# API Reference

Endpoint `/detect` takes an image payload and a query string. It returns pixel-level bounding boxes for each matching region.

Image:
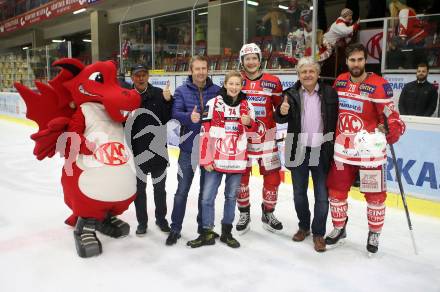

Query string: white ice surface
[0,120,439,292]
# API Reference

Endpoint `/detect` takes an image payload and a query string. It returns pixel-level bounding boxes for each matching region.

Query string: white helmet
[239,43,262,64]
[354,129,387,158]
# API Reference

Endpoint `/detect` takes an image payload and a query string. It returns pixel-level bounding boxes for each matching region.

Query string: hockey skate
[236,206,251,235]
[261,204,283,233]
[367,231,380,256]
[96,215,130,238]
[325,218,348,248]
[74,217,102,258]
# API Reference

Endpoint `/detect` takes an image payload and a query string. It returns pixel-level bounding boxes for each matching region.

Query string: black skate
[367,231,380,255]
[74,217,102,258]
[236,206,251,234]
[325,218,348,247]
[261,204,283,232]
[96,215,130,238]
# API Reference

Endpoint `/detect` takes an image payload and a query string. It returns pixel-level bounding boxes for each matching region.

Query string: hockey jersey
[200,92,257,173]
[323,17,359,46]
[241,73,283,157]
[398,8,427,45]
[333,72,405,166]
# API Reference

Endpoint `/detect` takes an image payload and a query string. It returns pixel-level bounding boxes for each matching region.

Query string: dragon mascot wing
[14,58,85,160]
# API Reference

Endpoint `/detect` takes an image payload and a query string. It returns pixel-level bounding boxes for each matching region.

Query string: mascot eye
[88,72,104,83]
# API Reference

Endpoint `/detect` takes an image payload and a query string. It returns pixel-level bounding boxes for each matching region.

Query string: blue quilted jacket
[172,76,220,153]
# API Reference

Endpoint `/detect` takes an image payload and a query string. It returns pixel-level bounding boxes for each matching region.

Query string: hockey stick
[383,112,418,255]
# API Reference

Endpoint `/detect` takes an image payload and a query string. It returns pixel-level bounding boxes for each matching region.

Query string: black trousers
[134,166,168,227]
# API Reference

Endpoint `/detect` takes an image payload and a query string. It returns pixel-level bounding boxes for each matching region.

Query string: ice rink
[0,119,439,292]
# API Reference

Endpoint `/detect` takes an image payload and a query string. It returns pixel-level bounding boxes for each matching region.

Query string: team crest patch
[335,80,348,88]
[359,83,376,94]
[382,82,394,98]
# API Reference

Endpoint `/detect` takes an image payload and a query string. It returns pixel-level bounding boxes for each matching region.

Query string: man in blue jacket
[166,55,221,245]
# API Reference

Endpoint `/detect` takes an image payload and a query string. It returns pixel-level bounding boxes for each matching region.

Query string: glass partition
[385,13,440,71]
[0,50,27,90]
[120,19,152,74]
[246,0,313,70]
[195,1,244,71]
[0,42,71,91]
[153,11,192,72]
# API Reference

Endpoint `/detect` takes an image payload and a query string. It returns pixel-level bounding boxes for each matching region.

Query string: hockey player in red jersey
[325,43,405,254]
[236,43,284,233]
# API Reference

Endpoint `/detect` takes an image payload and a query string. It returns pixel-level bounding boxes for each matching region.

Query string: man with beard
[236,43,284,234]
[325,43,405,254]
[398,63,439,117]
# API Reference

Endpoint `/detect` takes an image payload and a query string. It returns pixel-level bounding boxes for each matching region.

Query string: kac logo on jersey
[215,135,244,156]
[382,82,394,98]
[338,113,364,134]
[339,97,363,113]
[335,80,348,88]
[94,142,129,166]
[261,80,277,90]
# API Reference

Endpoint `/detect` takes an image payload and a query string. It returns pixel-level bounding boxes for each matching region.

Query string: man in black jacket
[126,64,173,236]
[398,63,439,117]
[275,57,338,252]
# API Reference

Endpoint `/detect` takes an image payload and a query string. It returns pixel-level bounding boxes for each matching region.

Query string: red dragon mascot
[14,58,140,258]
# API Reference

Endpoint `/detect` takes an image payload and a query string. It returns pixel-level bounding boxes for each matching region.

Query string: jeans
[134,166,168,227]
[170,151,205,234]
[201,170,241,229]
[290,147,329,236]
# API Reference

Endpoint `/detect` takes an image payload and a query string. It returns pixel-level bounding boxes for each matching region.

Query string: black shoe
[261,204,283,231]
[325,218,348,245]
[236,206,251,232]
[187,229,216,248]
[74,217,102,258]
[197,226,220,238]
[135,224,147,237]
[156,220,171,233]
[367,231,380,254]
[166,231,181,246]
[220,224,240,248]
[96,215,130,238]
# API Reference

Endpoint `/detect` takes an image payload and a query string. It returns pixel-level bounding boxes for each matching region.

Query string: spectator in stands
[386,36,406,69]
[398,63,439,117]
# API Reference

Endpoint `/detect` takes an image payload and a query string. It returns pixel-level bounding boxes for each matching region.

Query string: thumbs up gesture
[191,105,201,123]
[280,95,290,116]
[241,114,251,126]
[163,81,172,101]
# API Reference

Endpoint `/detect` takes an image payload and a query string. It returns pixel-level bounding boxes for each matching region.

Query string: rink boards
[1,90,439,218]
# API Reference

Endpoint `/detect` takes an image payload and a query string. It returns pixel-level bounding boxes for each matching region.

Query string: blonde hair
[224,70,243,84]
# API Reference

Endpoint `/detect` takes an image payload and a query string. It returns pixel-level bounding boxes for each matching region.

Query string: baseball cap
[131,64,149,75]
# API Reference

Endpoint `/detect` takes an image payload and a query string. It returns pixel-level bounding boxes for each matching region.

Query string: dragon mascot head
[14,58,141,258]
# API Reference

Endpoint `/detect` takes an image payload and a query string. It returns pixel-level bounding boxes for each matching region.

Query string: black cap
[131,64,149,75]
